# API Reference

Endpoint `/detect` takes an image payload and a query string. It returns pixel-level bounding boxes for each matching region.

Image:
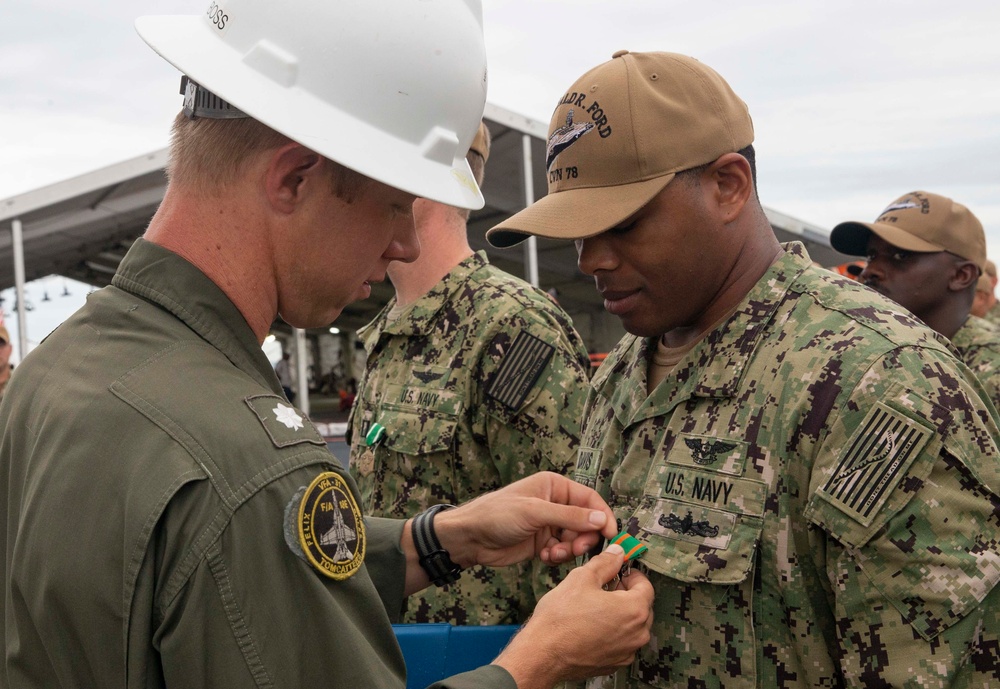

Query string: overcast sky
[2,0,1000,353]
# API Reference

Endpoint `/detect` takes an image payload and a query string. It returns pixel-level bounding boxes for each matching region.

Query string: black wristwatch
[412,503,462,587]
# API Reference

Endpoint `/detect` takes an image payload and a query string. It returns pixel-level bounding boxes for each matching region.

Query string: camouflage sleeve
[477,307,590,609]
[478,307,590,484]
[960,344,1000,415]
[804,346,1000,686]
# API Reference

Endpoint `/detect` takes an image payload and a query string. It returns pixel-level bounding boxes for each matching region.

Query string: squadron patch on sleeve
[486,330,555,410]
[295,471,366,580]
[818,403,933,527]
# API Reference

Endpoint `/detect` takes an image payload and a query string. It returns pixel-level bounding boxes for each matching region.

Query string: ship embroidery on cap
[546,110,594,171]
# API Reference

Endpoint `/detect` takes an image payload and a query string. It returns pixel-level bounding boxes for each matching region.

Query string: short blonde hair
[167,111,291,190]
[167,112,370,202]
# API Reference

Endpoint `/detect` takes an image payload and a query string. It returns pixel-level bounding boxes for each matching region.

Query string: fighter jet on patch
[320,506,356,562]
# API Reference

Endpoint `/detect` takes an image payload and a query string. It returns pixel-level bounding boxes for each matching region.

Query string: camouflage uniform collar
[953,315,1000,350]
[594,243,808,428]
[111,238,281,392]
[360,251,491,343]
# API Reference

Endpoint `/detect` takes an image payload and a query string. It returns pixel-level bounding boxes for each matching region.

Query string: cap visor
[831,220,946,257]
[487,174,675,248]
[830,222,874,257]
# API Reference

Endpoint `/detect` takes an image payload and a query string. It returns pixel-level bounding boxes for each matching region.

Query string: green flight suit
[577,243,1000,689]
[0,239,515,689]
[348,251,590,625]
[952,315,1000,412]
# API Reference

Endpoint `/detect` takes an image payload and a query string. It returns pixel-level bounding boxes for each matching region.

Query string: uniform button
[611,49,630,59]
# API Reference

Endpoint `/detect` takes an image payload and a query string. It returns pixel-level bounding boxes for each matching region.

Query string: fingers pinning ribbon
[603,530,648,591]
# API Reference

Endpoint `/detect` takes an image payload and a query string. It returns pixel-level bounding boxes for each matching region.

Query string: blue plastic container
[392,623,519,689]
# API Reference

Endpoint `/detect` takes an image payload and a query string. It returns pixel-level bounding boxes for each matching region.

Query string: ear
[704,152,753,224]
[263,143,325,214]
[949,261,980,292]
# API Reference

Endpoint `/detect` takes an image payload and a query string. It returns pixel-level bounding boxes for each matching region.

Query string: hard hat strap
[180,76,248,120]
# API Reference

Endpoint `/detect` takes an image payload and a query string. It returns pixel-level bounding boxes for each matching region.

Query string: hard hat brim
[135,15,485,210]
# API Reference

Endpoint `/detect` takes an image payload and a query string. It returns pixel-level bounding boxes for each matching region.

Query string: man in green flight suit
[348,120,591,626]
[0,4,655,688]
[488,50,1000,688]
[831,191,1000,411]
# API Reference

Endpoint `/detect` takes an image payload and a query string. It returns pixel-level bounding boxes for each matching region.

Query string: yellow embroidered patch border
[297,471,366,580]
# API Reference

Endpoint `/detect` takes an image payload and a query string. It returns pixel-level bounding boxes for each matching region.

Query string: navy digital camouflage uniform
[348,251,591,625]
[0,239,514,689]
[577,243,1000,689]
[981,302,1000,328]
[951,315,1000,412]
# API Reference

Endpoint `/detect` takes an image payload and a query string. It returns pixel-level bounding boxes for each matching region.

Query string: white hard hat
[136,0,487,210]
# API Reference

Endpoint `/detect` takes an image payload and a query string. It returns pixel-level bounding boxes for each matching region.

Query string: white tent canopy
[0,102,852,362]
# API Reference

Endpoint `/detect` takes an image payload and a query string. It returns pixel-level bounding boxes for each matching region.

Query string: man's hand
[494,544,655,689]
[434,471,618,570]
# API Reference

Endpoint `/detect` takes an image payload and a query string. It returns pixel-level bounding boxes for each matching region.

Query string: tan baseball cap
[0,324,9,345]
[830,191,986,272]
[487,50,754,248]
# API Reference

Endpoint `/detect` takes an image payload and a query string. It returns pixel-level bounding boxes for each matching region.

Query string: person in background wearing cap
[488,49,1000,688]
[831,191,1000,411]
[0,4,655,688]
[972,259,1000,325]
[347,121,591,626]
[0,325,13,402]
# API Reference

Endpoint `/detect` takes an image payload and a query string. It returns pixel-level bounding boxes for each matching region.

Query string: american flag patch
[486,331,555,410]
[820,403,932,526]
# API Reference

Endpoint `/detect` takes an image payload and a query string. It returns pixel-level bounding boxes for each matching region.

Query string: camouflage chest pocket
[627,433,766,689]
[632,434,766,584]
[377,383,463,478]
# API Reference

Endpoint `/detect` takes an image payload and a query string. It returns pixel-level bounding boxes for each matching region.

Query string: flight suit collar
[358,251,491,348]
[594,243,811,429]
[112,238,282,393]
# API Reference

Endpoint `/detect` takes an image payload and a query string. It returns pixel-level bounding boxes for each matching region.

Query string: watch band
[412,503,462,587]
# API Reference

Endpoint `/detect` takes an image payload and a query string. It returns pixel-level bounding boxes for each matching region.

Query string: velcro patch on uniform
[669,433,747,476]
[575,447,599,487]
[486,331,555,410]
[818,402,933,527]
[643,498,735,550]
[246,394,326,448]
[295,471,366,580]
